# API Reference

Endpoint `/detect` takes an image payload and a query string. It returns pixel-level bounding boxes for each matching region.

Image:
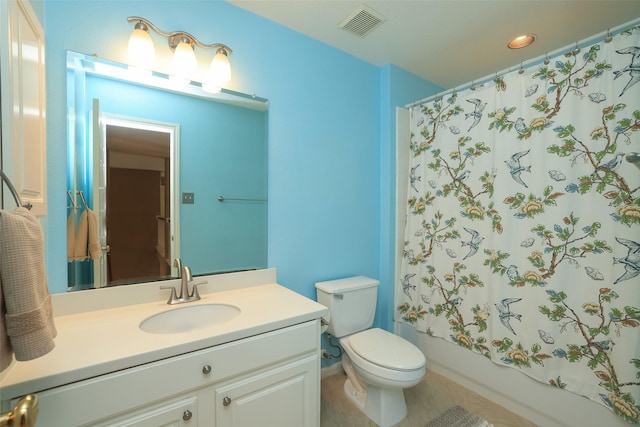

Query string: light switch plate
[182,192,195,204]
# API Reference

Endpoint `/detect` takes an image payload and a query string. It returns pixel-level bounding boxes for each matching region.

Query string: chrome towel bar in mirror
[217,196,267,202]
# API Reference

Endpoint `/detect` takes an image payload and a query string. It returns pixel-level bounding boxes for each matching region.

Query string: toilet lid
[349,328,425,371]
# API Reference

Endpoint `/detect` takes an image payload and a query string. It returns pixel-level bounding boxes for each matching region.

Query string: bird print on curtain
[397,23,640,424]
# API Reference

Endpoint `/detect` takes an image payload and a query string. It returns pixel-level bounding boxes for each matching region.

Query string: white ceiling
[227,0,640,89]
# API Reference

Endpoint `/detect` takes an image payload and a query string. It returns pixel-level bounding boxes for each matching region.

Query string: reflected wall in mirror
[67,51,268,292]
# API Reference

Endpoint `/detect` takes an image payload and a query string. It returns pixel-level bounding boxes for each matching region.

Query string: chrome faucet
[173,258,182,278]
[161,263,208,305]
[180,266,194,300]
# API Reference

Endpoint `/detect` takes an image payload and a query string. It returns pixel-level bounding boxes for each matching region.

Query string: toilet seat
[339,329,425,386]
[349,328,425,371]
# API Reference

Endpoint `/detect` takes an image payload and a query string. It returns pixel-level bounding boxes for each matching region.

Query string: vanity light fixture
[508,34,535,49]
[127,16,232,90]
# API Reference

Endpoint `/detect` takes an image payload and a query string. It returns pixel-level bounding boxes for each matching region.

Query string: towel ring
[0,169,31,210]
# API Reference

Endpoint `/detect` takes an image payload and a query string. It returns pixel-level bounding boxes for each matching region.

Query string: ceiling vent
[338,4,386,38]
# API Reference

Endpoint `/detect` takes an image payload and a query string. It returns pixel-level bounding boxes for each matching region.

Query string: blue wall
[41,0,441,332]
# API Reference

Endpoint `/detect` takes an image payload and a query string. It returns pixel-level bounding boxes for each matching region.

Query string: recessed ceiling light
[508,34,535,49]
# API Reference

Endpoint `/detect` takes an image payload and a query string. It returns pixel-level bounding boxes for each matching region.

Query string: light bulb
[128,25,155,71]
[210,49,231,85]
[172,39,197,84]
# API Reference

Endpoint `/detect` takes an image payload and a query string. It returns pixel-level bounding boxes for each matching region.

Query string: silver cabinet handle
[202,364,212,375]
[183,409,193,421]
[223,396,232,407]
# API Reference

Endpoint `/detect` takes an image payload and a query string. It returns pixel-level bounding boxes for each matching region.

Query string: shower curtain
[397,23,640,424]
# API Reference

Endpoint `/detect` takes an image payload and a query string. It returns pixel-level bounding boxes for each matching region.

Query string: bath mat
[425,405,493,427]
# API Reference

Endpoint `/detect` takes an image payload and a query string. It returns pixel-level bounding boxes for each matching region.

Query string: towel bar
[76,190,89,209]
[66,190,77,209]
[217,196,267,202]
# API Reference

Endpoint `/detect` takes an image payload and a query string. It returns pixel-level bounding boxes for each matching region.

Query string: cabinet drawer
[92,394,199,427]
[33,320,319,426]
[206,320,319,383]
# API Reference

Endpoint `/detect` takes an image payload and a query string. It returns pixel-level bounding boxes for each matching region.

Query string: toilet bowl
[339,328,425,427]
[315,276,426,427]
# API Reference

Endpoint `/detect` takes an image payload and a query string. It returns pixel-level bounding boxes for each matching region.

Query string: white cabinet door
[0,0,46,214]
[215,354,319,427]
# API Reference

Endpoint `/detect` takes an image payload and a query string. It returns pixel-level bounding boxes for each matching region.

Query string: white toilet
[316,276,426,427]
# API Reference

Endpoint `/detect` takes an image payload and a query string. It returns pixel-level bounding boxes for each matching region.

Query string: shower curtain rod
[405,17,640,109]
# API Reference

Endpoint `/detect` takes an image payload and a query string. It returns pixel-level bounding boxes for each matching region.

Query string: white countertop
[0,269,328,400]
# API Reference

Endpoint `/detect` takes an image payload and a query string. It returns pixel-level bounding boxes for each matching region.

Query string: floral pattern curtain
[397,23,640,424]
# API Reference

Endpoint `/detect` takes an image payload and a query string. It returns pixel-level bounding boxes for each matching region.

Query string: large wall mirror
[67,51,268,292]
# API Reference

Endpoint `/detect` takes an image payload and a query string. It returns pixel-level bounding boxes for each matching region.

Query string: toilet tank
[315,276,379,338]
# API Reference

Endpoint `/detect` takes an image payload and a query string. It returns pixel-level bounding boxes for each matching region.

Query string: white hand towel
[74,209,89,260]
[0,207,57,371]
[73,209,102,261]
[67,211,75,262]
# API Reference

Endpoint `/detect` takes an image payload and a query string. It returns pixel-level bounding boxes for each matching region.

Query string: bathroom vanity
[0,269,328,426]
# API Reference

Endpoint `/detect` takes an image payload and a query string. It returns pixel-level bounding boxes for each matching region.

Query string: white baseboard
[425,358,555,427]
[321,360,344,379]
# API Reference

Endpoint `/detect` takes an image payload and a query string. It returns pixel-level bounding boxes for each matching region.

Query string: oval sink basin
[140,304,241,334]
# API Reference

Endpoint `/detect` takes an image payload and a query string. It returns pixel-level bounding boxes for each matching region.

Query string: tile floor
[320,368,539,427]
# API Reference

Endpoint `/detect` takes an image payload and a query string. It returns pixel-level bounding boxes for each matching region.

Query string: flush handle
[333,294,343,300]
